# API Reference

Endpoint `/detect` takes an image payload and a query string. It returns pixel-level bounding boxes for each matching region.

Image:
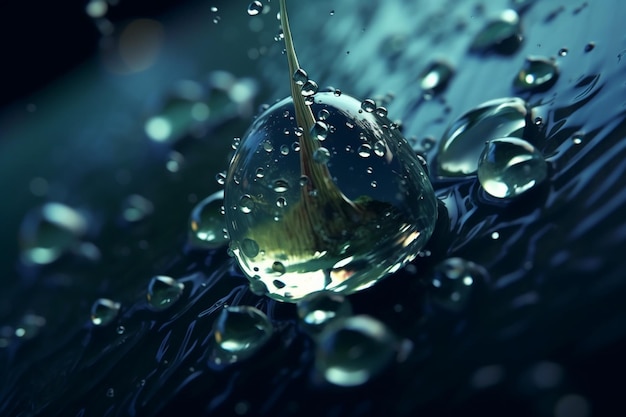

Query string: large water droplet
[315,315,397,386]
[213,305,273,354]
[224,93,438,302]
[189,190,229,249]
[436,97,532,177]
[477,137,548,198]
[513,56,559,92]
[146,275,185,310]
[19,202,88,265]
[90,298,121,326]
[429,257,487,311]
[470,9,523,55]
[297,291,353,334]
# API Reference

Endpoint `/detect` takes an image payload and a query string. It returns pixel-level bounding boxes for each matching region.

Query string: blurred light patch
[101,18,164,74]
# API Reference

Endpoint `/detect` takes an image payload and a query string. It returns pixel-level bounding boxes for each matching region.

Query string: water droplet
[470,9,523,55]
[106,388,115,398]
[313,146,331,163]
[272,179,290,193]
[429,257,486,311]
[276,197,287,208]
[370,181,378,188]
[147,275,185,310]
[239,195,255,214]
[272,261,286,275]
[19,202,88,265]
[357,143,372,158]
[477,137,548,198]
[262,140,274,152]
[373,140,386,157]
[584,42,595,52]
[216,171,227,185]
[116,325,126,335]
[311,121,329,141]
[513,56,559,92]
[213,306,273,354]
[293,68,308,86]
[491,231,500,240]
[122,194,154,223]
[247,1,264,16]
[224,1,437,302]
[280,144,290,155]
[375,107,388,118]
[189,190,229,249]
[297,291,353,334]
[572,131,584,145]
[417,60,454,93]
[360,99,376,113]
[436,97,531,177]
[231,137,241,150]
[558,47,568,56]
[315,315,396,386]
[90,298,121,326]
[318,109,330,120]
[301,80,319,97]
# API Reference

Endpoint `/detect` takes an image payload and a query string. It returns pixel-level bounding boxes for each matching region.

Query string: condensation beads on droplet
[223,0,438,302]
[297,291,353,334]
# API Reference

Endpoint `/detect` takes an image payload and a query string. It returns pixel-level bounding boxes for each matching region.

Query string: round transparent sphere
[225,92,438,302]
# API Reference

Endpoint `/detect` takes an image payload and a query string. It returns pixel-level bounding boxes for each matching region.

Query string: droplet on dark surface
[513,56,559,92]
[477,137,547,198]
[436,97,532,177]
[469,9,523,55]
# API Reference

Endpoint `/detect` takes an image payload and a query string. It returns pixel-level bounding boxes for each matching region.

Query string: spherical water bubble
[470,9,523,55]
[225,92,437,302]
[375,107,388,118]
[146,275,185,310]
[189,190,229,249]
[19,202,88,265]
[436,97,532,177]
[417,60,454,93]
[90,298,121,326]
[213,306,273,354]
[166,151,184,173]
[477,137,547,198]
[315,315,397,386]
[297,291,353,334]
[513,56,559,92]
[247,1,263,16]
[429,257,487,311]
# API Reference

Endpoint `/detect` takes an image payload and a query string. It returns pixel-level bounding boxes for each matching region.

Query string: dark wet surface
[1,0,626,416]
